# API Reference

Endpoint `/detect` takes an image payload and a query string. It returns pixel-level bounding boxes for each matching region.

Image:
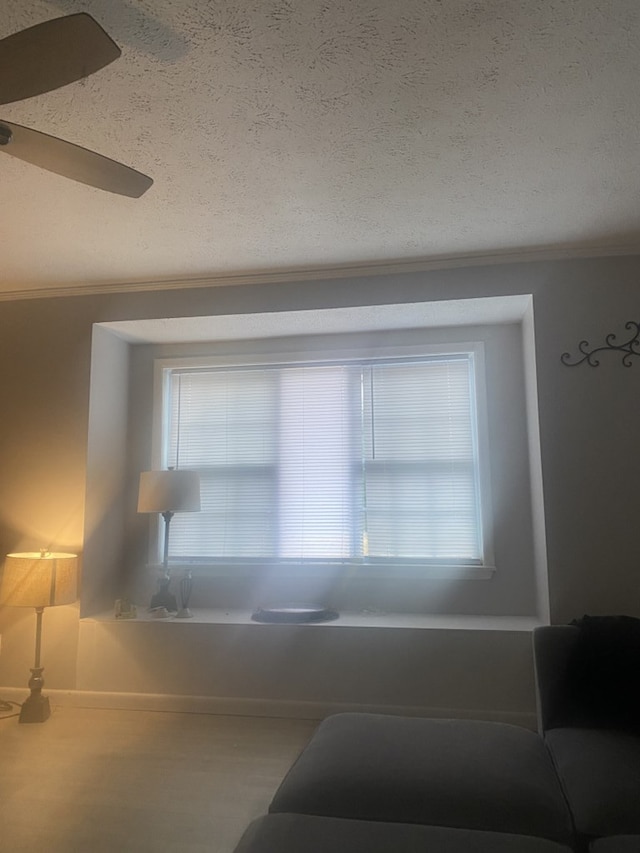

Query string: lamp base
[19,692,51,724]
[149,574,177,612]
[19,666,50,723]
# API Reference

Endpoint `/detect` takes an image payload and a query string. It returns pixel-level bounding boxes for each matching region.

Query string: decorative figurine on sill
[150,573,177,613]
[115,597,137,619]
[176,569,194,618]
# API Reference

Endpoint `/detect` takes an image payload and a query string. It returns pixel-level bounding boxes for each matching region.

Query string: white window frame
[147,340,495,580]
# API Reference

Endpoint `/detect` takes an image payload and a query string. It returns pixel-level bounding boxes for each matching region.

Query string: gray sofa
[268,714,573,841]
[234,814,576,853]
[533,623,640,849]
[233,621,640,852]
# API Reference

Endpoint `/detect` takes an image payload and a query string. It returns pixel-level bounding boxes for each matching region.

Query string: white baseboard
[0,686,537,730]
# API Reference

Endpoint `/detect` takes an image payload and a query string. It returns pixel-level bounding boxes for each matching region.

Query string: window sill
[84,608,543,632]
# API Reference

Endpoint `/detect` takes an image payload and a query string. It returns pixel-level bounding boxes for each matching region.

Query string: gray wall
[1,255,639,720]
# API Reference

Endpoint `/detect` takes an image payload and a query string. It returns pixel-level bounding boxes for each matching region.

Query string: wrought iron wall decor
[561,321,640,367]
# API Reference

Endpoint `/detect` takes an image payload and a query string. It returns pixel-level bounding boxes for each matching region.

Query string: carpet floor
[0,704,316,852]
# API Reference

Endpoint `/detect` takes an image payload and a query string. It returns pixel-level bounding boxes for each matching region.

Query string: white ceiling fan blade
[0,120,153,198]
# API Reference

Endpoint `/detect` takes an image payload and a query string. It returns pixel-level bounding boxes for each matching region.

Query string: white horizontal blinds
[278,365,355,559]
[167,369,278,558]
[361,356,482,563]
[164,352,483,565]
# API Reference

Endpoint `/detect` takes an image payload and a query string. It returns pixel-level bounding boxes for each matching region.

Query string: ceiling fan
[0,12,153,197]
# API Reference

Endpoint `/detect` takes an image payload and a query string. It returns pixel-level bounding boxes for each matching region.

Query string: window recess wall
[84,296,547,620]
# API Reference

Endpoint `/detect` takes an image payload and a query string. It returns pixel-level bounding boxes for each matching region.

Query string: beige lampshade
[0,551,78,608]
[138,469,201,514]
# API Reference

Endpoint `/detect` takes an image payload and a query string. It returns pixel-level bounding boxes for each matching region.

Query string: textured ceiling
[2,0,640,297]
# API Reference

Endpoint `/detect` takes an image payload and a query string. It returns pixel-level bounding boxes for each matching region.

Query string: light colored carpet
[0,705,316,852]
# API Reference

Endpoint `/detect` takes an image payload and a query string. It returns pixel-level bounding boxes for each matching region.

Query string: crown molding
[1,243,640,302]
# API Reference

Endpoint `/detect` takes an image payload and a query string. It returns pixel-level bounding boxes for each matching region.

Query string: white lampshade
[138,470,201,514]
[0,552,78,608]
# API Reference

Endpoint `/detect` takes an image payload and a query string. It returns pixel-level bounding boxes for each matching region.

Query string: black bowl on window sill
[251,605,339,624]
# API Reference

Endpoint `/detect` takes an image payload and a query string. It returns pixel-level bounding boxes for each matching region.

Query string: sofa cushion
[589,838,640,853]
[545,728,640,837]
[234,814,575,853]
[269,713,574,843]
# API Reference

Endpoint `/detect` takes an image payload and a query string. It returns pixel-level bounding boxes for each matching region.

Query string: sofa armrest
[533,625,579,734]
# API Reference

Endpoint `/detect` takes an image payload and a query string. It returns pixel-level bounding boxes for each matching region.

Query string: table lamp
[0,550,78,723]
[137,469,200,615]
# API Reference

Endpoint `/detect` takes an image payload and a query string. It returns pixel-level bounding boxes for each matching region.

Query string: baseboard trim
[0,686,537,729]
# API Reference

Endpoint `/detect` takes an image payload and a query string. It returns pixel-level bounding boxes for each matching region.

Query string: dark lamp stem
[20,606,51,723]
[161,510,174,572]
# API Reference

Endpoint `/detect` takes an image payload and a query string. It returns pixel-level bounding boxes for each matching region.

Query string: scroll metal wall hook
[561,321,640,367]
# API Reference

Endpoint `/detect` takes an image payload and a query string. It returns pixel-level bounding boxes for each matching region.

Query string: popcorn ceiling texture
[1,0,640,293]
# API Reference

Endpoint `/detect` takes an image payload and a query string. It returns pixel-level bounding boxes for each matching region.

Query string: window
[155,343,493,573]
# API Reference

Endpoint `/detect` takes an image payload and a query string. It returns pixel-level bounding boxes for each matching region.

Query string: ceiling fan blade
[0,13,121,106]
[0,120,153,198]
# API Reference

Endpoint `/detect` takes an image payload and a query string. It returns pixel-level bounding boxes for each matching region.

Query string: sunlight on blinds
[165,353,482,565]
